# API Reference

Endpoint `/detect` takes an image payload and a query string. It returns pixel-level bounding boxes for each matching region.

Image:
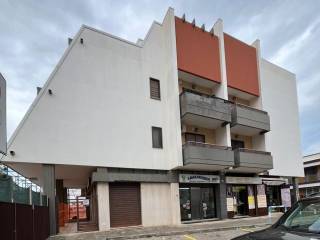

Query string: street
[139,226,266,240]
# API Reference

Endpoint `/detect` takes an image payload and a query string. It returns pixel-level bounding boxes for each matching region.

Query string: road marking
[183,234,197,240]
[240,228,254,232]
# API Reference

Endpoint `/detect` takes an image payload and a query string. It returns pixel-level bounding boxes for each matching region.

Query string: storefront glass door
[180,186,215,221]
[232,185,248,216]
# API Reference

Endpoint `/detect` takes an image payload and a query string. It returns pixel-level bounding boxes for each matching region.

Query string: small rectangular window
[152,127,163,148]
[150,78,160,100]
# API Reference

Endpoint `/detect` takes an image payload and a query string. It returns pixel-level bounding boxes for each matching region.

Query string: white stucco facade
[260,59,304,177]
[4,8,182,171]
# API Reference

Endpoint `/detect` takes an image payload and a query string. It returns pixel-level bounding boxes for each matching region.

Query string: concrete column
[42,164,56,235]
[215,172,228,219]
[291,177,300,204]
[213,18,231,148]
[97,182,110,231]
[29,184,33,205]
[170,183,181,225]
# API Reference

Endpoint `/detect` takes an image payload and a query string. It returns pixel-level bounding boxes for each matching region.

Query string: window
[231,140,245,150]
[281,201,320,233]
[152,127,163,148]
[150,78,160,100]
[185,133,205,143]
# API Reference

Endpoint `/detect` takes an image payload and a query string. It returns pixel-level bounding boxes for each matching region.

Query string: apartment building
[2,8,303,235]
[299,153,320,197]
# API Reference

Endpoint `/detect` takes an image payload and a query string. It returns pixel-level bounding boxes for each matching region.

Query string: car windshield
[281,200,320,233]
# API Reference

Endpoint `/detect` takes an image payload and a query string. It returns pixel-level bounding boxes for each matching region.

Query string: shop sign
[179,174,220,184]
[281,188,291,208]
[226,176,262,185]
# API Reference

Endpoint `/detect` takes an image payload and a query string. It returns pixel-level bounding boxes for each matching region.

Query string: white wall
[4,9,182,170]
[260,59,304,177]
[140,183,180,226]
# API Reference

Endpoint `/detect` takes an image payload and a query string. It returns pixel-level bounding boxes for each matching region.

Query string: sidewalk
[49,213,283,240]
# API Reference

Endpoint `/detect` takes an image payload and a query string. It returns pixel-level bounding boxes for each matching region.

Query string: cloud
[270,18,320,68]
[1,0,320,156]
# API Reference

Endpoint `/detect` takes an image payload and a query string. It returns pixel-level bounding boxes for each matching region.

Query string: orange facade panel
[224,33,260,96]
[175,17,221,83]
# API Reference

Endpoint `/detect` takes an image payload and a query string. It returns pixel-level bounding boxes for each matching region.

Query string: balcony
[182,142,234,171]
[231,103,270,136]
[234,148,273,173]
[180,91,232,129]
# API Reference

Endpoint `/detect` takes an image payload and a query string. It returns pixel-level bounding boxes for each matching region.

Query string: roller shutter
[109,182,141,227]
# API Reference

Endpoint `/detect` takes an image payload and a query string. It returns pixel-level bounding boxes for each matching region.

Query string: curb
[104,223,272,239]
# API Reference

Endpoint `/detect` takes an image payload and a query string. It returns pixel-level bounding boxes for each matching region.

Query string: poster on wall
[257,184,267,208]
[227,197,233,212]
[281,188,291,208]
[247,185,255,209]
[248,196,255,209]
[257,195,267,208]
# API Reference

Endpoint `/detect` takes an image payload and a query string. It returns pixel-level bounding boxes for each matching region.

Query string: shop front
[262,178,289,211]
[226,176,268,218]
[179,173,219,222]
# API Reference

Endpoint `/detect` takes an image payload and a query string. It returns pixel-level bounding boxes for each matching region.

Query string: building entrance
[180,185,216,221]
[232,185,248,216]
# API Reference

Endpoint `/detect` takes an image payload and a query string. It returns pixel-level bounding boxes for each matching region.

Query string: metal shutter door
[109,182,141,227]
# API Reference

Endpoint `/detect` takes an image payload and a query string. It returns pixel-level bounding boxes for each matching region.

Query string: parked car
[232,194,320,239]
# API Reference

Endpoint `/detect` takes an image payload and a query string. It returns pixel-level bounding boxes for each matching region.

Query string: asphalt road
[139,226,266,240]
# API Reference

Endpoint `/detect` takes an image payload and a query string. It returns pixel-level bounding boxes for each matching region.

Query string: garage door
[109,182,141,227]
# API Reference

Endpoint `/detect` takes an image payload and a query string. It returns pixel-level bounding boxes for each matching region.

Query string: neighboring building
[2,8,304,235]
[299,153,320,197]
[0,73,6,155]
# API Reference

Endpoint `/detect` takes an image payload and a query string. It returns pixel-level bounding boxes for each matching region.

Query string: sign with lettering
[179,174,220,184]
[257,184,267,208]
[227,197,234,212]
[257,195,267,208]
[281,188,291,208]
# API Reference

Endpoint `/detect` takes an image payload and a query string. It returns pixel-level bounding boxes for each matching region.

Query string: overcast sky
[1,0,319,156]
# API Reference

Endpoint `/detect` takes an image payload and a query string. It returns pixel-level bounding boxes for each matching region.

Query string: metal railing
[180,89,233,104]
[183,141,232,150]
[233,102,268,115]
[236,148,271,155]
[0,164,46,205]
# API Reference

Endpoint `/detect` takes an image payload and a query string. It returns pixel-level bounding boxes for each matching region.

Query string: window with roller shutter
[149,78,160,100]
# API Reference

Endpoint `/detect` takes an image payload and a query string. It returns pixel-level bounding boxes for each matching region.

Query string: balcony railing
[231,103,270,134]
[234,148,273,172]
[180,90,232,127]
[182,141,234,168]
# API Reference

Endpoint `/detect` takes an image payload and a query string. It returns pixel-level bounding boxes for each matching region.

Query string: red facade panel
[175,17,221,83]
[224,33,260,96]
